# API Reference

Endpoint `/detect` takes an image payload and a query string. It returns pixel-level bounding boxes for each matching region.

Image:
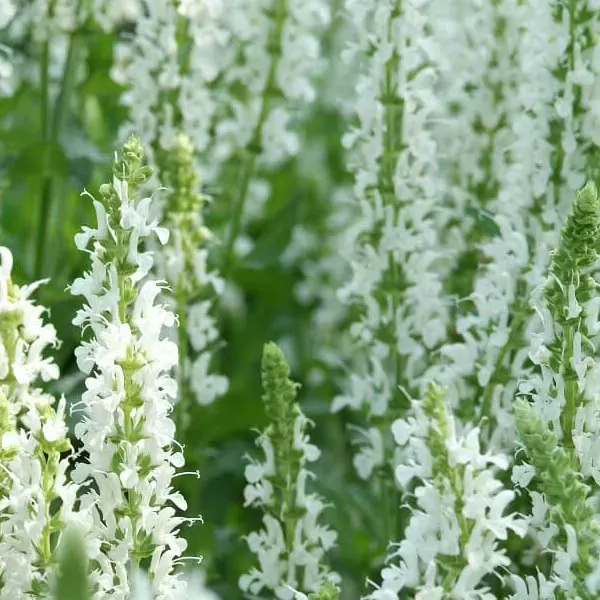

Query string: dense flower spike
[111,0,181,160]
[0,247,74,599]
[158,133,227,417]
[334,0,451,480]
[512,400,600,598]
[70,135,190,599]
[240,343,339,599]
[423,0,534,448]
[525,182,600,467]
[423,0,600,452]
[366,383,527,598]
[207,0,331,265]
[512,182,600,597]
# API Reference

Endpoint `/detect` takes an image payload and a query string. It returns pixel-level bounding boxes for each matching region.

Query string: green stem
[35,19,81,278]
[221,0,288,277]
[35,30,51,278]
[381,0,404,410]
[479,297,528,429]
[373,0,405,548]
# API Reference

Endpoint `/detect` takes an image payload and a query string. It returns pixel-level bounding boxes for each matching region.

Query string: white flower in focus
[71,136,191,598]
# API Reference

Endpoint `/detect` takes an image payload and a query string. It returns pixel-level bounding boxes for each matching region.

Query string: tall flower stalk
[240,343,339,599]
[157,133,228,426]
[114,0,331,272]
[0,247,74,598]
[512,182,600,596]
[334,0,450,496]
[70,135,191,598]
[424,0,532,444]
[216,0,331,271]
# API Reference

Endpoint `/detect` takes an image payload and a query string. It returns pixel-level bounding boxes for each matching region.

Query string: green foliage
[53,527,90,600]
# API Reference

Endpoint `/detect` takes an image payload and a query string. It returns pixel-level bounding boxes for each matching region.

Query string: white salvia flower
[335,0,451,480]
[416,0,562,452]
[115,0,329,251]
[365,383,527,599]
[0,247,77,599]
[112,0,181,161]
[8,0,82,41]
[509,571,557,600]
[207,0,330,166]
[198,0,331,261]
[155,134,228,418]
[512,397,600,598]
[525,183,600,477]
[511,184,600,597]
[70,136,191,599]
[240,343,339,598]
[133,567,221,600]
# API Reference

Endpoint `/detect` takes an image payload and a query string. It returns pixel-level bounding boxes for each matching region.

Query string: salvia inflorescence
[4,1,600,599]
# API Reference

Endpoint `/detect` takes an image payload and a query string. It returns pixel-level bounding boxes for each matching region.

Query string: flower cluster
[523,182,600,472]
[157,133,228,416]
[70,135,190,598]
[421,0,600,452]
[114,0,330,265]
[510,182,600,596]
[512,400,600,598]
[334,0,451,481]
[0,247,74,598]
[133,567,221,600]
[111,0,181,160]
[367,383,527,599]
[422,0,534,447]
[240,342,339,599]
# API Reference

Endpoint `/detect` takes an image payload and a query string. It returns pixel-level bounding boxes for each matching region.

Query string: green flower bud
[544,181,600,325]
[113,134,153,186]
[307,581,341,600]
[261,341,300,429]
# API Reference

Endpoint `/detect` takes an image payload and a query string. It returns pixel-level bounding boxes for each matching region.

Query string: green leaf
[54,526,90,600]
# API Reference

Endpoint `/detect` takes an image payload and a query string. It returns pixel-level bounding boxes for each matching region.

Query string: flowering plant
[4,1,600,599]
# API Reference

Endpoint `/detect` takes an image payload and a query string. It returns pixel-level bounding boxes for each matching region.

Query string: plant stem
[36,29,51,278]
[35,20,80,278]
[479,297,528,431]
[221,0,288,277]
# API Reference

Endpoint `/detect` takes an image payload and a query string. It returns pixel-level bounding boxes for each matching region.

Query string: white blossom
[70,137,190,599]
[240,344,339,598]
[366,384,527,598]
[0,247,76,599]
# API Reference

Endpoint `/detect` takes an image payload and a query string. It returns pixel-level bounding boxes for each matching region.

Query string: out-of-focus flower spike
[156,133,228,431]
[240,343,339,598]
